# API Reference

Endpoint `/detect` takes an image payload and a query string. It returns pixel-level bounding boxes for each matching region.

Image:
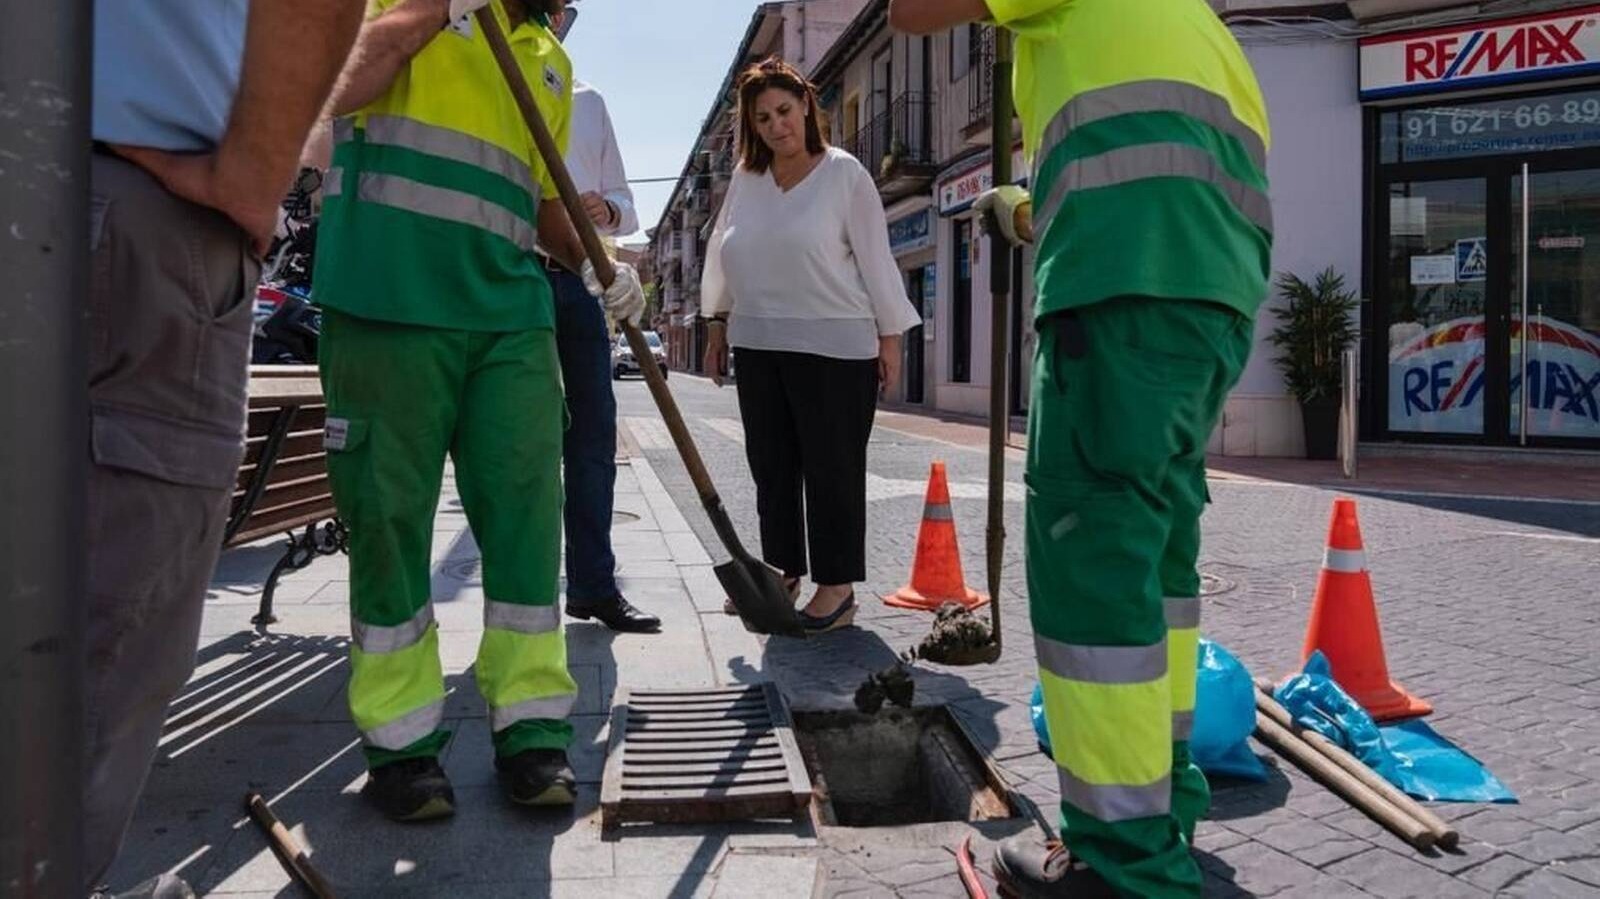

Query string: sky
[563,2,768,244]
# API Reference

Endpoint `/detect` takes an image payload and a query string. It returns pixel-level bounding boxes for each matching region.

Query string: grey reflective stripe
[352,604,435,654]
[1173,710,1196,741]
[357,173,536,252]
[1323,548,1366,573]
[332,117,355,145]
[1036,143,1273,240]
[1032,80,1266,190]
[324,167,344,198]
[363,698,445,751]
[364,114,536,198]
[1164,597,1201,631]
[484,601,560,635]
[490,693,577,731]
[1035,635,1167,685]
[1058,767,1171,823]
[924,503,954,522]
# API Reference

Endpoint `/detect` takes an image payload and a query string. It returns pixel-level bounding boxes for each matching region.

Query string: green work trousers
[1026,296,1251,898]
[320,309,576,769]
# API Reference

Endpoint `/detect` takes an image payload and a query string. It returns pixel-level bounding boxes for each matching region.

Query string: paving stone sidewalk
[110,373,1600,898]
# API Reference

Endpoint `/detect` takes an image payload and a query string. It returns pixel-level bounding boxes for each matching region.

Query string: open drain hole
[792,706,1021,828]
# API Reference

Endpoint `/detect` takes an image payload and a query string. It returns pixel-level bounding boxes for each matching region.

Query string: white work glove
[582,259,646,327]
[447,0,492,23]
[974,185,1031,246]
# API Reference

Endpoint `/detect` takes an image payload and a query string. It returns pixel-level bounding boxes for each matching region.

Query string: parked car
[613,330,667,380]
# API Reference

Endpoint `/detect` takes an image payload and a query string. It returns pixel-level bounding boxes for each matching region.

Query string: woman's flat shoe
[725,577,802,616]
[799,592,857,633]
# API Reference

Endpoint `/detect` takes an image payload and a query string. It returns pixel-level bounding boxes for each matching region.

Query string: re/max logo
[1405,21,1591,83]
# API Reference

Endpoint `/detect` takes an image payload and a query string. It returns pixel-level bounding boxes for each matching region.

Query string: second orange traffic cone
[884,462,988,612]
[1300,497,1431,721]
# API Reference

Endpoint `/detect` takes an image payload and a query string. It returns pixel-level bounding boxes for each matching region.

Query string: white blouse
[700,147,923,360]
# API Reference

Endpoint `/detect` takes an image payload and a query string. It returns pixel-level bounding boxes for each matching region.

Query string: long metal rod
[984,26,1014,654]
[1340,348,1358,479]
[1520,162,1531,446]
[1,1,91,893]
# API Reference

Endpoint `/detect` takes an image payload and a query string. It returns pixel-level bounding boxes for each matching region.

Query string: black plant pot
[1301,397,1340,461]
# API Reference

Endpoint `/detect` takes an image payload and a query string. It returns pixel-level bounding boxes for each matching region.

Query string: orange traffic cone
[884,462,988,612]
[1300,497,1431,721]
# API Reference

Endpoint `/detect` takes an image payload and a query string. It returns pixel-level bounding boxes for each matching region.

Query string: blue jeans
[551,266,619,603]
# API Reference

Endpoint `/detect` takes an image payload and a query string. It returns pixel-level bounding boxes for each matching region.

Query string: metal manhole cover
[601,684,812,830]
[1200,573,1236,596]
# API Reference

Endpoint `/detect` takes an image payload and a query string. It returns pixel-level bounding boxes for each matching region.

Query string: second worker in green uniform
[890,1,1273,896]
[314,0,647,822]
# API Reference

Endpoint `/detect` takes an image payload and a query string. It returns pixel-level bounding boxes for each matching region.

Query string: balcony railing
[842,93,935,181]
[967,26,995,130]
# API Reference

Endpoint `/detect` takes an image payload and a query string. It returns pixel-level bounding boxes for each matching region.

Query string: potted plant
[1266,267,1359,460]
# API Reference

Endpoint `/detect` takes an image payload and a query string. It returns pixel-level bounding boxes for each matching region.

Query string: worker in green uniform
[314,0,646,822]
[890,1,1271,895]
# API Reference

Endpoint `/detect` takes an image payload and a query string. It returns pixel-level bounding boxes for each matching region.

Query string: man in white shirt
[546,6,659,633]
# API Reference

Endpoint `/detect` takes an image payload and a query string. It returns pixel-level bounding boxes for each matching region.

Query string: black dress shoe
[566,594,660,633]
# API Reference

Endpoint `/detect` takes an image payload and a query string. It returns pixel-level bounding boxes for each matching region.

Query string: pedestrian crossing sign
[1456,238,1487,283]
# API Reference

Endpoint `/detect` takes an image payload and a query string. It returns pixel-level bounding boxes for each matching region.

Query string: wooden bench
[225,366,343,627]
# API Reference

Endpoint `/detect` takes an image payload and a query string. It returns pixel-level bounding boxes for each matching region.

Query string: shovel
[475,9,804,638]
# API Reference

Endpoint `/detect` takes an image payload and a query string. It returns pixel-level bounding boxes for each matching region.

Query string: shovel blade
[716,556,805,638]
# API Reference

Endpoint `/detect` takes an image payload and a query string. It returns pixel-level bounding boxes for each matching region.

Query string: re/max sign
[1361,8,1600,100]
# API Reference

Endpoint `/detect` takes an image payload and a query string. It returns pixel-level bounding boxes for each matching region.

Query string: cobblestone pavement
[621,374,1600,898]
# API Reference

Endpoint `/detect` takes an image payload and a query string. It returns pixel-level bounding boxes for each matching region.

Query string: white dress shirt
[565,80,637,237]
[700,147,922,360]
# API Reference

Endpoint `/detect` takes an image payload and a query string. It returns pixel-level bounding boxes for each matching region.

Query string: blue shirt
[92,0,249,149]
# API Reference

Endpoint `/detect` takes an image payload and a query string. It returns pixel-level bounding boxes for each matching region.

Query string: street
[102,373,1600,897]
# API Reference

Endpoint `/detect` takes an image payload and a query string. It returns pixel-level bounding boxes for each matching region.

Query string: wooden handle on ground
[474,9,728,511]
[1253,682,1459,849]
[1252,713,1438,851]
[245,793,337,899]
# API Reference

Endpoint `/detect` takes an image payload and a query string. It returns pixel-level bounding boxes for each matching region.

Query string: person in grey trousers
[87,2,364,896]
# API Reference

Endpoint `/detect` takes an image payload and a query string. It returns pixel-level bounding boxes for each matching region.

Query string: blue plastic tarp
[1275,652,1515,804]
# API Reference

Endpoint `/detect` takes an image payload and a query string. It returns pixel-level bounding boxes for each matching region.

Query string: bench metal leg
[254,518,350,629]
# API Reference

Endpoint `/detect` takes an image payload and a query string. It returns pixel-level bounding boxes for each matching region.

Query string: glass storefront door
[1509,168,1600,442]
[1384,178,1490,438]
[1373,85,1600,448]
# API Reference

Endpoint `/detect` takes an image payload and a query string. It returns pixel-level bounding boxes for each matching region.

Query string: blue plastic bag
[1029,639,1265,781]
[1276,652,1515,803]
[1191,640,1268,780]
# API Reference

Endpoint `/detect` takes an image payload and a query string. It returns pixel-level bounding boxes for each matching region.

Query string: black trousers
[733,348,879,585]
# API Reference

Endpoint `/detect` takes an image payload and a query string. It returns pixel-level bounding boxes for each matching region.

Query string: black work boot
[496,748,577,806]
[992,833,1117,898]
[362,757,456,822]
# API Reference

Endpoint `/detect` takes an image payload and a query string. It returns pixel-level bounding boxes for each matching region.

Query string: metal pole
[1,2,91,895]
[1519,162,1530,446]
[983,27,1014,653]
[1340,348,1358,480]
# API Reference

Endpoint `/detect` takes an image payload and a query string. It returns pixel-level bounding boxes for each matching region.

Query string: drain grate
[600,684,812,830]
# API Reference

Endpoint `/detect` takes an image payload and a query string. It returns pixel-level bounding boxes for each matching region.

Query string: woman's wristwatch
[708,314,729,328]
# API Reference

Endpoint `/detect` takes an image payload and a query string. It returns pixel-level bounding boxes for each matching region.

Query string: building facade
[652,0,1600,456]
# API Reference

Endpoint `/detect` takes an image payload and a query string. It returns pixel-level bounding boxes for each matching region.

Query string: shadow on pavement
[1205,761,1293,823]
[1341,488,1600,538]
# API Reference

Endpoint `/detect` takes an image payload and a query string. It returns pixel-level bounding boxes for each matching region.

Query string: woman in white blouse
[701,58,922,634]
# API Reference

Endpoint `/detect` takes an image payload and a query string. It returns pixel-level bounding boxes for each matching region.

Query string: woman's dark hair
[735,57,828,174]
